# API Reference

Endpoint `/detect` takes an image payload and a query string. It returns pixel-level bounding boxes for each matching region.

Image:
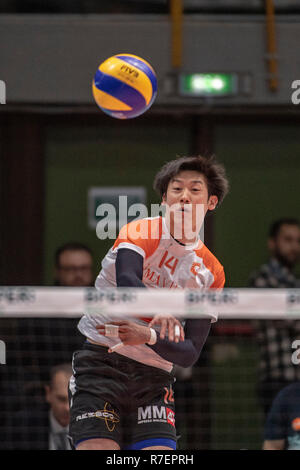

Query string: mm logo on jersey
[138,406,175,427]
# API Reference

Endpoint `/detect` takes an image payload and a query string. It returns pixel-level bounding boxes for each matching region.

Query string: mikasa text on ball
[92,54,157,119]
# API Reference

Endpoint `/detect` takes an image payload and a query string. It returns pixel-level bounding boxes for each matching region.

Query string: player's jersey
[78,217,225,372]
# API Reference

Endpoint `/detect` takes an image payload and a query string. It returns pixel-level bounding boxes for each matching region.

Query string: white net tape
[0,287,300,319]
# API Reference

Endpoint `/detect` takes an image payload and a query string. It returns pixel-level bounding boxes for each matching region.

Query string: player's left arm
[111,249,221,364]
[147,318,211,367]
[149,265,224,366]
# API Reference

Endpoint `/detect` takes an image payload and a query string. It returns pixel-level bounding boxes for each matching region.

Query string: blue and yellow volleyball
[92,53,157,119]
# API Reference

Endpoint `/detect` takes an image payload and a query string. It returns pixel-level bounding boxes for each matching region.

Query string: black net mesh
[0,318,83,450]
[0,317,299,450]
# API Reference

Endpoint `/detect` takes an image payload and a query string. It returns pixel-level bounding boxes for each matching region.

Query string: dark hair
[269,218,300,239]
[153,155,229,206]
[48,363,73,388]
[55,242,93,268]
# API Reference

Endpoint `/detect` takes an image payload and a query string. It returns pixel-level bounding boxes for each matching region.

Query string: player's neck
[162,217,199,246]
[171,234,198,246]
[168,229,199,246]
[167,220,199,246]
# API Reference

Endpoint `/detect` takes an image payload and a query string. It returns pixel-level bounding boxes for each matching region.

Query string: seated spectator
[54,242,94,287]
[263,382,300,450]
[248,218,300,416]
[10,364,73,450]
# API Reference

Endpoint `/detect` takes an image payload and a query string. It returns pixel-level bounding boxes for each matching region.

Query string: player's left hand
[96,321,152,352]
[149,314,185,342]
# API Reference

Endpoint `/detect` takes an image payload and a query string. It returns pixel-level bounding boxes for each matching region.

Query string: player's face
[268,224,300,268]
[56,250,93,287]
[163,170,218,243]
[45,372,71,428]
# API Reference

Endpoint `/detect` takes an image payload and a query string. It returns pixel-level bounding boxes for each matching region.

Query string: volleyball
[92,53,157,119]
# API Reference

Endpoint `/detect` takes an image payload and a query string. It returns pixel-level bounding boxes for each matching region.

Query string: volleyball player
[69,155,229,450]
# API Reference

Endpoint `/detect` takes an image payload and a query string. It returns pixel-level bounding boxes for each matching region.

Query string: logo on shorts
[166,408,175,427]
[137,405,175,427]
[163,386,174,404]
[76,402,120,432]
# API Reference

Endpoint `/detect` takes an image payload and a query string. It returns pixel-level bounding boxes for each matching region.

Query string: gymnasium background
[1,0,300,450]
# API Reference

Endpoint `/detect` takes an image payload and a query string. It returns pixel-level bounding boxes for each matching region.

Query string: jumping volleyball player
[69,155,229,450]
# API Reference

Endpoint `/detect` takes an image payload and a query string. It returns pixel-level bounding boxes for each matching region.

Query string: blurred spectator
[248,218,300,416]
[10,364,73,450]
[46,363,73,449]
[54,242,94,287]
[263,382,300,450]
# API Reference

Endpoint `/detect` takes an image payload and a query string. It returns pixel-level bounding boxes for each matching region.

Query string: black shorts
[69,342,177,449]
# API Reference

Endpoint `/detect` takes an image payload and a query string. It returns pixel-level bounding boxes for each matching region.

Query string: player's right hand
[149,314,185,343]
[96,320,154,352]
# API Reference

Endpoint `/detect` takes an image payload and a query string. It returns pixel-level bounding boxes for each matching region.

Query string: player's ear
[162,193,166,204]
[208,195,218,211]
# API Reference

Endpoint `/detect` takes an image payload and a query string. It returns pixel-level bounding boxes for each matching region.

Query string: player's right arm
[115,248,184,341]
[116,247,184,341]
[115,247,146,288]
[112,248,210,366]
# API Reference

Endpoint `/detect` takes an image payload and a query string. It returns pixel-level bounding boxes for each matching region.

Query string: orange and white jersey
[96,216,224,291]
[78,217,225,371]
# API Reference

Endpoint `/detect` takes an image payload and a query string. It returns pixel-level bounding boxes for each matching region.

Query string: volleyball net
[1,287,300,450]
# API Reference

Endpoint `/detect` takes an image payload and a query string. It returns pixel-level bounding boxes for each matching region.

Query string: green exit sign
[179,73,238,96]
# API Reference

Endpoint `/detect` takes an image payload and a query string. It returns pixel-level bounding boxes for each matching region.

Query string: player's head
[153,155,229,242]
[54,242,94,287]
[154,154,229,206]
[268,218,300,268]
[45,363,73,428]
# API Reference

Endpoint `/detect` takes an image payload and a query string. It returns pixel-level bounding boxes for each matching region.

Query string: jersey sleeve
[210,266,225,289]
[116,248,145,288]
[113,218,161,259]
